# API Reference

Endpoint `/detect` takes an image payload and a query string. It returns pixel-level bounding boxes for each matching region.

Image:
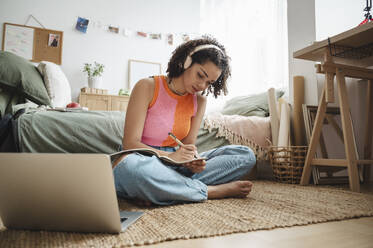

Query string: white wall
[315,0,372,181]
[0,0,200,101]
[316,0,363,40]
[287,0,318,106]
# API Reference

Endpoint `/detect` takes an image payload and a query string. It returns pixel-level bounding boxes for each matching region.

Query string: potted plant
[83,61,105,89]
[118,88,130,96]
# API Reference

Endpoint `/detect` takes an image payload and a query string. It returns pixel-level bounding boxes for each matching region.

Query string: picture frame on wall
[128,59,162,90]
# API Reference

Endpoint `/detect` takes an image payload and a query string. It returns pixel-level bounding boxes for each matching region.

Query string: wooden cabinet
[110,95,130,111]
[79,92,130,111]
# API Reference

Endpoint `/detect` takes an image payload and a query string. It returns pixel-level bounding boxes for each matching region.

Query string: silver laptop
[0,153,143,234]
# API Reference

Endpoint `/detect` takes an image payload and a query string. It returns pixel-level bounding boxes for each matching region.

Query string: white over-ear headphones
[183,44,224,69]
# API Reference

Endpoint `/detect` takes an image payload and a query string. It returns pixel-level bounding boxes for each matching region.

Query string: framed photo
[48,33,60,47]
[75,17,89,33]
[108,26,119,33]
[128,59,162,89]
[302,105,362,184]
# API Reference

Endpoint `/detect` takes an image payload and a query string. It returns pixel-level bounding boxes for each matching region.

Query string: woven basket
[269,146,308,184]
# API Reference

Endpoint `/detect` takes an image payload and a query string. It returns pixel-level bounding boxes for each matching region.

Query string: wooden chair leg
[336,70,360,192]
[363,80,372,183]
[300,86,328,185]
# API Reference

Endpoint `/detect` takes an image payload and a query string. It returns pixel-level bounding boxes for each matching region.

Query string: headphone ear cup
[184,55,192,69]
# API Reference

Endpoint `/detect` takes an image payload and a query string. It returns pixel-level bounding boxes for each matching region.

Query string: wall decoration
[137,31,147,37]
[128,59,161,89]
[167,34,174,45]
[149,33,162,39]
[48,33,60,47]
[72,16,200,46]
[182,34,190,42]
[76,17,89,33]
[108,26,119,33]
[3,24,34,60]
[2,23,63,64]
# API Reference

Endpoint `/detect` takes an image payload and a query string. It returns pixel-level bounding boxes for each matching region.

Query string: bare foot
[207,181,253,199]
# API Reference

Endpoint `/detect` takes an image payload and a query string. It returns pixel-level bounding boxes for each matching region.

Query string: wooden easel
[294,22,373,192]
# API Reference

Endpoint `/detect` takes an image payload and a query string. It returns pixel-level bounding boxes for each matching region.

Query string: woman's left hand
[183,159,206,173]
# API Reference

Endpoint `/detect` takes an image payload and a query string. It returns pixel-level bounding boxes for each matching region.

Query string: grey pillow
[221,90,284,117]
[0,51,50,106]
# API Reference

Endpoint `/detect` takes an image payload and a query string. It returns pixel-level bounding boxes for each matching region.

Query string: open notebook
[110,148,206,165]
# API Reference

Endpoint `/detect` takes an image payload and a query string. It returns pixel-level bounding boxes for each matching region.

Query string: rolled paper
[278,100,290,147]
[278,97,286,119]
[268,88,279,146]
[292,76,306,146]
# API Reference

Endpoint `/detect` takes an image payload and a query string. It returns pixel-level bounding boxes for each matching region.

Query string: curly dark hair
[166,35,231,98]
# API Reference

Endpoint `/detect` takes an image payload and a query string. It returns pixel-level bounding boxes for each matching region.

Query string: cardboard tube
[292,76,306,146]
[278,97,286,119]
[278,100,290,147]
[268,88,279,146]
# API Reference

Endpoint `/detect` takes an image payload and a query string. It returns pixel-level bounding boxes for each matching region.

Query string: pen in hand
[168,132,198,159]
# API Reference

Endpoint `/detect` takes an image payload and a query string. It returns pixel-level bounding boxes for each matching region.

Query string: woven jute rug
[1,180,373,247]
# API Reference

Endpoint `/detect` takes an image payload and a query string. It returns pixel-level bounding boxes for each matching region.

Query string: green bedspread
[18,110,125,153]
[17,109,227,154]
[196,126,229,153]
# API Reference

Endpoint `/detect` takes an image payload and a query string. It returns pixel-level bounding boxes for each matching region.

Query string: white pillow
[37,61,72,108]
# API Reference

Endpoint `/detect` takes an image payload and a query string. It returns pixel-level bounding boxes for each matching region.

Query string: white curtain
[200,0,288,111]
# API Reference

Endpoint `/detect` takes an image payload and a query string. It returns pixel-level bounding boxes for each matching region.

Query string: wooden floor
[141,183,373,248]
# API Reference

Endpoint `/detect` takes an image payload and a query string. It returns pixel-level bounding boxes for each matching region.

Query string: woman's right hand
[167,145,206,173]
[167,144,197,163]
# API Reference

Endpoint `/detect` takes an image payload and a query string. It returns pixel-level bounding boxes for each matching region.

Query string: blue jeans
[113,145,256,205]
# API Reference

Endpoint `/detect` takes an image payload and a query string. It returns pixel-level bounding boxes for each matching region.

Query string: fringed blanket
[203,113,271,160]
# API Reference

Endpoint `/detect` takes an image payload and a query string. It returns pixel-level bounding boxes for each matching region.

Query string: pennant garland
[75,16,200,45]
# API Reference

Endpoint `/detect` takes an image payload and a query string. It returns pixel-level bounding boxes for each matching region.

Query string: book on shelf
[110,148,206,165]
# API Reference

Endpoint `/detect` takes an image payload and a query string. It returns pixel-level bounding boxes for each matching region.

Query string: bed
[0,51,283,179]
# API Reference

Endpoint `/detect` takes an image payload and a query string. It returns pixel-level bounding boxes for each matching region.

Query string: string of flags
[75,16,199,45]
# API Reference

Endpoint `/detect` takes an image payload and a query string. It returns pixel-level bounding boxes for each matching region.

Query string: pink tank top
[141,76,197,147]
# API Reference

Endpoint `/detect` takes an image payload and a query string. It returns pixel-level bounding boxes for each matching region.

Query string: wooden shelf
[293,22,373,67]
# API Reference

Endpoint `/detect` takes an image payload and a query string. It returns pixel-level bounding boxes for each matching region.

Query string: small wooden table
[293,22,373,192]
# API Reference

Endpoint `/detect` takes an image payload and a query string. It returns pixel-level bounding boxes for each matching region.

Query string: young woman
[113,36,256,206]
